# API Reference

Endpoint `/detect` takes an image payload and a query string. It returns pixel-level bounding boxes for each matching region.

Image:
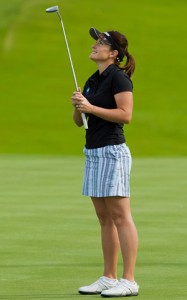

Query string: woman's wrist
[90,104,95,114]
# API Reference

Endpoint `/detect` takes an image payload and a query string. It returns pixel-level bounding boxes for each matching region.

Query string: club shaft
[57,12,88,129]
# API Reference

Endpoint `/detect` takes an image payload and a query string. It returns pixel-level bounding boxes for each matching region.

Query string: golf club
[46,5,88,129]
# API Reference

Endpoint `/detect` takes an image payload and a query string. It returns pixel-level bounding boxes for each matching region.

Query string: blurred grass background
[0,0,186,156]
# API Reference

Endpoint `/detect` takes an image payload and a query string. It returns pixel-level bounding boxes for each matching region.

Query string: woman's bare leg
[105,197,138,281]
[91,197,120,279]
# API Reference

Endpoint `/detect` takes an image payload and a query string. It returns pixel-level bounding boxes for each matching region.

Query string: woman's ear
[109,50,118,60]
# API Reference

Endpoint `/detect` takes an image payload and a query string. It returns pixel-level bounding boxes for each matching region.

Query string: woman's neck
[97,61,114,74]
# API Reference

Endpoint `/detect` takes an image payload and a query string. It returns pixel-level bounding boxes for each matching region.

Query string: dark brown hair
[108,31,135,78]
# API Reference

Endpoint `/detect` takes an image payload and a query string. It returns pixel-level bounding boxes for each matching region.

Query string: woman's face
[89,38,115,62]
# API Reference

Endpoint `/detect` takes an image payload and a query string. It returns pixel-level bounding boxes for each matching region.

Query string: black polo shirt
[82,64,133,149]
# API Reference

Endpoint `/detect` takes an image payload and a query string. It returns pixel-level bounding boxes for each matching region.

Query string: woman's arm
[72,107,83,127]
[71,88,84,127]
[91,91,133,124]
[72,91,133,124]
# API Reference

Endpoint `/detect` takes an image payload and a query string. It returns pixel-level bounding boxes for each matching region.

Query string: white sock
[102,276,117,282]
[121,278,136,285]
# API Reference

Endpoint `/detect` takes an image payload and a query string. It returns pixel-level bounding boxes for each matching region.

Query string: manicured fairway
[0,155,187,299]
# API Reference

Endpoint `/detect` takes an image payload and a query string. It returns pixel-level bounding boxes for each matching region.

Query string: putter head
[46,5,59,13]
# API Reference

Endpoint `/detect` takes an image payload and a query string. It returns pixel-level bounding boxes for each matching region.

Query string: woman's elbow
[73,111,83,127]
[122,113,132,124]
[123,119,131,124]
[74,119,83,127]
[125,117,132,124]
[77,122,83,127]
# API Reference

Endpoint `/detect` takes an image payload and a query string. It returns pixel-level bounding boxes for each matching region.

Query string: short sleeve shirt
[82,64,133,149]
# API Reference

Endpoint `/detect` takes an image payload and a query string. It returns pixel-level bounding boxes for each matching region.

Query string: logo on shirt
[86,87,90,94]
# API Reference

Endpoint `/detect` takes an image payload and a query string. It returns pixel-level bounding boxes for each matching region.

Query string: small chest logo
[86,87,90,94]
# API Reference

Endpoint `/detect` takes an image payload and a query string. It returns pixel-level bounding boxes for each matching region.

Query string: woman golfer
[71,28,139,297]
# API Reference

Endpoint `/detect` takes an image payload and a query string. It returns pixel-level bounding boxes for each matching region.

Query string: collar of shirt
[101,63,117,77]
[91,63,118,79]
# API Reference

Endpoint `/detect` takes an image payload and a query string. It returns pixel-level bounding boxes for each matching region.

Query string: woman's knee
[96,212,114,227]
[110,212,133,228]
[105,197,133,227]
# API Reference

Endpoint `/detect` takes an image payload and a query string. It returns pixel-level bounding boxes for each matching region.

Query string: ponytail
[120,52,135,78]
[108,30,135,78]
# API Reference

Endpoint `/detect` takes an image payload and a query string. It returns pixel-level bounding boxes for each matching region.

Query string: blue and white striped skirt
[82,143,132,198]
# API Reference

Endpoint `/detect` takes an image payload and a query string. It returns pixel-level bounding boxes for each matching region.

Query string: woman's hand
[71,88,93,114]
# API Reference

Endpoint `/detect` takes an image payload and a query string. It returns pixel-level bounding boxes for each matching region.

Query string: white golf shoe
[101,278,139,297]
[78,276,119,295]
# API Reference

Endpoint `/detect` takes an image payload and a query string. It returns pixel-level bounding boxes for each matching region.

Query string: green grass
[1,1,186,298]
[0,155,187,299]
[0,0,187,155]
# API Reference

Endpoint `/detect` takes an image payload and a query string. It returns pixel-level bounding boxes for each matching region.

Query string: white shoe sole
[79,291,101,295]
[101,292,139,297]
